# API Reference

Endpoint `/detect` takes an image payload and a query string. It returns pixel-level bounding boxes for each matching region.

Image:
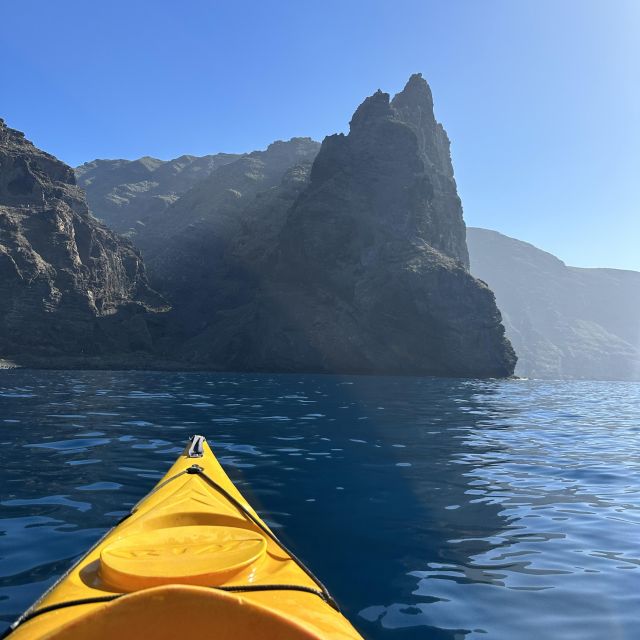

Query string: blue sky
[1,0,638,270]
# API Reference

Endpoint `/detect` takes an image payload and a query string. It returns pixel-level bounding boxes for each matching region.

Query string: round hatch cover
[100,525,267,590]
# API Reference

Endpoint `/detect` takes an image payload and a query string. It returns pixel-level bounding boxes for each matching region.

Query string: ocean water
[0,371,638,639]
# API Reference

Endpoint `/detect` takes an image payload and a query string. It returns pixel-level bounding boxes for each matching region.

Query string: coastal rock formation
[156,75,516,377]
[2,76,518,377]
[468,227,640,380]
[76,152,240,236]
[0,118,166,365]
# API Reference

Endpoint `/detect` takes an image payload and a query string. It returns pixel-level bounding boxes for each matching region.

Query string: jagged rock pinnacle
[349,90,392,131]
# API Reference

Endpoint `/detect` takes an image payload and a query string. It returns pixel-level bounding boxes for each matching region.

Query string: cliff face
[159,75,515,377]
[76,152,240,236]
[467,227,640,380]
[0,118,166,365]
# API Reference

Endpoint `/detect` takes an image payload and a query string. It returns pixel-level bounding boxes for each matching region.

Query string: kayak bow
[4,435,364,639]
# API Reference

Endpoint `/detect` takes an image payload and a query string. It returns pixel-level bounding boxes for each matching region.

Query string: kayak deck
[5,436,363,639]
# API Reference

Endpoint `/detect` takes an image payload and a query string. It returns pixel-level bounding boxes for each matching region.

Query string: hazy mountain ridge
[137,137,321,252]
[141,141,321,352]
[76,151,241,235]
[467,227,640,380]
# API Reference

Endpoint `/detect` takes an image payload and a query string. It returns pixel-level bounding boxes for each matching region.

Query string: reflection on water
[0,372,639,639]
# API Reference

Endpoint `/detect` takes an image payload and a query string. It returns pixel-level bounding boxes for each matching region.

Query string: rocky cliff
[468,227,640,380]
[153,75,516,377]
[2,76,518,377]
[0,118,167,366]
[76,152,240,236]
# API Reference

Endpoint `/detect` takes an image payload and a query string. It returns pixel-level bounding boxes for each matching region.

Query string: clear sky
[1,0,638,270]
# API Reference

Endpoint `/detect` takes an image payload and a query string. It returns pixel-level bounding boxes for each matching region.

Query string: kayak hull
[5,436,363,639]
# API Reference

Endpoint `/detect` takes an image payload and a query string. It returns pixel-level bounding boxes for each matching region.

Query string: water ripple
[0,373,638,640]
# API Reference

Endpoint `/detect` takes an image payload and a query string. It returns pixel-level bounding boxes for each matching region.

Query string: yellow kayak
[3,435,364,639]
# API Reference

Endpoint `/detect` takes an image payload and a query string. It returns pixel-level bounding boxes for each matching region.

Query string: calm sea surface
[0,371,638,639]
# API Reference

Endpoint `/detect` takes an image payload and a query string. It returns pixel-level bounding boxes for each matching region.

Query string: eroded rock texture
[0,118,166,365]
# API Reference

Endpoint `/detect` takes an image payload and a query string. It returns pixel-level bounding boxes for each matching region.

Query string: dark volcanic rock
[159,75,515,377]
[0,118,167,365]
[468,227,640,380]
[76,152,240,236]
